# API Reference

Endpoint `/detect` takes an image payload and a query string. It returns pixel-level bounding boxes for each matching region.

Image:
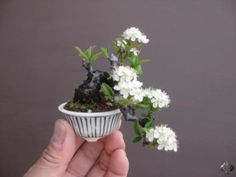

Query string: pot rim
[58,102,121,117]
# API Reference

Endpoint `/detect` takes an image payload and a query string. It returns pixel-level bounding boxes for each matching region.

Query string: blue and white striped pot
[58,102,122,142]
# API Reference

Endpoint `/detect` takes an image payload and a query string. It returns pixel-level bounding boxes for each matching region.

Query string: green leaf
[101,83,114,101]
[135,103,149,109]
[75,46,101,63]
[101,47,109,58]
[74,46,82,53]
[74,46,88,61]
[132,136,143,143]
[89,52,101,62]
[148,142,158,149]
[133,120,144,136]
[128,55,137,65]
[86,46,96,59]
[144,119,154,129]
[117,98,132,106]
[133,64,143,75]
[85,48,90,58]
[112,41,120,52]
[138,59,150,65]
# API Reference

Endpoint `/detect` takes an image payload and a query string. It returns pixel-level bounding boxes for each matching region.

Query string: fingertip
[109,149,129,176]
[56,119,71,130]
[102,130,126,154]
[51,119,67,145]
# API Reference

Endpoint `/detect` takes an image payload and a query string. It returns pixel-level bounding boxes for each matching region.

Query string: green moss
[64,101,118,112]
[64,101,98,112]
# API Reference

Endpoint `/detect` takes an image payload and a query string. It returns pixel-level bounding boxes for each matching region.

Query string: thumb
[39,119,67,167]
[24,119,76,177]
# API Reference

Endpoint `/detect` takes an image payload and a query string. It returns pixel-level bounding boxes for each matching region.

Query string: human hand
[24,119,129,177]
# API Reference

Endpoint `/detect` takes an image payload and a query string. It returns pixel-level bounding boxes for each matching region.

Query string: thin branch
[82,59,93,73]
[121,106,140,121]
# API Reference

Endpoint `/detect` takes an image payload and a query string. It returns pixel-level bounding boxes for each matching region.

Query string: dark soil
[64,100,119,112]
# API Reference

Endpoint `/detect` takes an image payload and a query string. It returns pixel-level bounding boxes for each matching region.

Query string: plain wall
[0,0,236,176]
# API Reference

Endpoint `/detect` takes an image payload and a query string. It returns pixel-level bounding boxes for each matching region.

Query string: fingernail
[51,120,66,144]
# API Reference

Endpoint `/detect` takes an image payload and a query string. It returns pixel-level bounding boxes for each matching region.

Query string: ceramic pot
[58,102,122,142]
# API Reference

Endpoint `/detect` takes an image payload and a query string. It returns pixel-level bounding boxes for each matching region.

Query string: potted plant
[58,27,178,151]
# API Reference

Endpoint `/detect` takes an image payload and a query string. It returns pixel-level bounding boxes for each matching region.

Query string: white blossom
[114,80,143,99]
[112,66,170,107]
[130,48,139,56]
[112,66,145,100]
[112,65,138,82]
[144,88,170,108]
[131,88,146,102]
[138,34,149,44]
[122,27,149,44]
[146,125,178,152]
[116,39,127,49]
[145,128,155,142]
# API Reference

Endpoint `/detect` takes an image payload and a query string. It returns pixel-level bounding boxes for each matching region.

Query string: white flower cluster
[122,27,149,44]
[112,66,143,99]
[116,39,127,49]
[146,125,178,152]
[112,65,137,82]
[112,66,170,108]
[144,88,170,108]
[132,88,170,108]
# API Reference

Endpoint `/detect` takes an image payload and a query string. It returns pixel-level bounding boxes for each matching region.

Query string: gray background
[0,0,236,177]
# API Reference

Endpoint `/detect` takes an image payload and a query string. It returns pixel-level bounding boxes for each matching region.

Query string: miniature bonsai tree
[64,46,117,112]
[64,27,178,152]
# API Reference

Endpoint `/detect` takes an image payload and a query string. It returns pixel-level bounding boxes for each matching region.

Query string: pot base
[83,137,100,142]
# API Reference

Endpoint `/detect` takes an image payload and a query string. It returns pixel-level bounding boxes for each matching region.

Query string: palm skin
[24,119,129,177]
